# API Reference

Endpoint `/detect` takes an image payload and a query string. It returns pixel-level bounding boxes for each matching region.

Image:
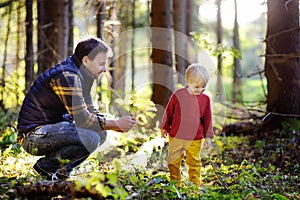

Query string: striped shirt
[49,69,102,131]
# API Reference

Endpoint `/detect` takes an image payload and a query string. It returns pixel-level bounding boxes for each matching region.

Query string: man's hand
[116,116,136,132]
[161,129,168,138]
[105,116,136,132]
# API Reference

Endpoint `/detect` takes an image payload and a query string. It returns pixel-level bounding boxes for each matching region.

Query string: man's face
[84,52,108,80]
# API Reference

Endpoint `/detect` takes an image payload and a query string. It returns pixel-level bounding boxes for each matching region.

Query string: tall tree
[67,0,74,56]
[25,0,34,93]
[37,0,70,73]
[185,0,197,64]
[131,0,135,92]
[16,0,21,105]
[173,0,187,85]
[96,0,105,40]
[106,0,118,91]
[216,0,223,101]
[232,0,242,103]
[115,0,130,97]
[264,0,300,129]
[0,0,12,111]
[96,0,106,104]
[151,0,174,119]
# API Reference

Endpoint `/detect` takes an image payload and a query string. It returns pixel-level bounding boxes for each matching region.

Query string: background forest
[0,0,299,199]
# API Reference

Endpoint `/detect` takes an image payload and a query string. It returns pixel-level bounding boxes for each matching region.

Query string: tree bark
[216,0,223,101]
[96,0,105,40]
[68,0,74,56]
[232,0,242,103]
[0,1,12,111]
[185,0,197,64]
[151,0,174,117]
[131,0,136,92]
[25,0,34,93]
[264,0,300,130]
[173,0,187,85]
[37,0,70,73]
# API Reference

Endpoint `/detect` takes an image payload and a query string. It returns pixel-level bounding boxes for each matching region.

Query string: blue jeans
[22,121,107,175]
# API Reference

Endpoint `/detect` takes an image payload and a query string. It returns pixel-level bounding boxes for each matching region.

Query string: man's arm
[50,71,103,131]
[50,72,135,132]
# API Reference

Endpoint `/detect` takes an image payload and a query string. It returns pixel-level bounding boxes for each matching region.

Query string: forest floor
[0,128,300,199]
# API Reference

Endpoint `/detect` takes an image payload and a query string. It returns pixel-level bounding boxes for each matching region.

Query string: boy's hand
[203,137,211,149]
[161,129,168,138]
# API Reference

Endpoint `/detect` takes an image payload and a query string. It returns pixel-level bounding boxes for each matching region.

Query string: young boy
[160,63,214,186]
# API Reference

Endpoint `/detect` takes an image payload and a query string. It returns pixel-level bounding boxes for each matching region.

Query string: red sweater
[160,86,214,140]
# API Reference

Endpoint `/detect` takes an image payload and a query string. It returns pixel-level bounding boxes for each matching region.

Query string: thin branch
[265,27,300,42]
[235,68,265,78]
[247,108,300,118]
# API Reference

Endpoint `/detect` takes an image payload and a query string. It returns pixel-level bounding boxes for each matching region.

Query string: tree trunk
[173,0,187,85]
[216,0,223,101]
[16,0,21,105]
[37,0,70,73]
[96,0,106,104]
[0,1,12,111]
[131,0,135,92]
[151,0,174,120]
[68,0,74,56]
[107,0,118,90]
[232,0,242,103]
[107,0,117,102]
[115,0,130,96]
[96,0,105,40]
[25,0,34,94]
[264,0,300,130]
[185,0,197,64]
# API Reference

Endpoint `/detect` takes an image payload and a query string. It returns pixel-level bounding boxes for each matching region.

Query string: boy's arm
[159,94,175,132]
[203,97,214,138]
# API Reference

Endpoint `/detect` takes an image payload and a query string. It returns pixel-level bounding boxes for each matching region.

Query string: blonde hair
[185,63,210,85]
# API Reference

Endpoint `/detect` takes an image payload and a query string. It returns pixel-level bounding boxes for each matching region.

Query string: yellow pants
[167,137,202,186]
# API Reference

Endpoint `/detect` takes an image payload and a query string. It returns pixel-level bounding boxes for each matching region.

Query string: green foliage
[192,32,242,59]
[74,159,128,200]
[114,86,157,129]
[0,110,18,149]
[282,118,300,133]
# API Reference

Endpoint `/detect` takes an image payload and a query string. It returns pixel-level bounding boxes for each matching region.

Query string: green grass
[221,77,267,103]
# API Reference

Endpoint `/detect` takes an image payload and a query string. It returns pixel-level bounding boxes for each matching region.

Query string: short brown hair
[74,37,112,61]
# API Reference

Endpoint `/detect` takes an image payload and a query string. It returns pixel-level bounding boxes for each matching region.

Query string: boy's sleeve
[159,95,175,132]
[203,97,214,138]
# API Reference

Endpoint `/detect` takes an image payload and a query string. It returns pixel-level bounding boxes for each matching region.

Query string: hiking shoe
[33,163,69,181]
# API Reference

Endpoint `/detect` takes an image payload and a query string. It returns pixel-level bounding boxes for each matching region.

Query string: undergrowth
[0,129,299,199]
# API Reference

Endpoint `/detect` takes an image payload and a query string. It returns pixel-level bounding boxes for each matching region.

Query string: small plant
[74,159,128,200]
[282,118,300,134]
[114,86,157,131]
[0,110,18,149]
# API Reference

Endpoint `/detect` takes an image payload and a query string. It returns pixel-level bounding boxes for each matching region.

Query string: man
[17,37,136,180]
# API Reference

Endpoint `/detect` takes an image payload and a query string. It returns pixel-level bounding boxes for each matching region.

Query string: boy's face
[83,52,108,80]
[187,80,206,95]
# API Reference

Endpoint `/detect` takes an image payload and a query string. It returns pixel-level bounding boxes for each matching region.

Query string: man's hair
[74,37,113,61]
[185,63,210,85]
